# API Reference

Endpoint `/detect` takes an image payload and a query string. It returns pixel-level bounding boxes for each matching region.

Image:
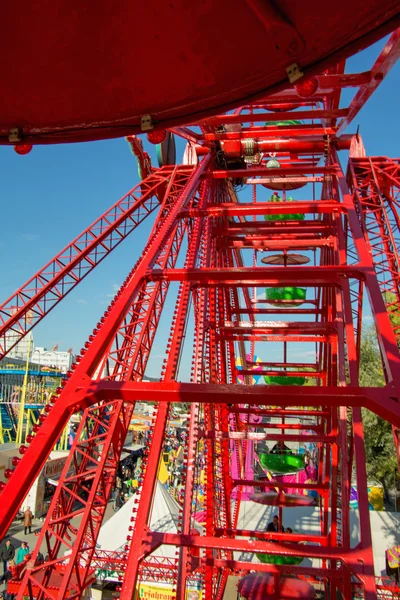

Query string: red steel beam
[197,108,349,126]
[182,200,342,218]
[146,265,366,286]
[210,165,338,178]
[0,165,193,358]
[337,29,400,134]
[92,380,400,426]
[0,157,210,541]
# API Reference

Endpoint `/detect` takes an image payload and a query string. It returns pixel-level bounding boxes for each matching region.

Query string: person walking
[23,507,33,535]
[0,540,14,574]
[114,491,125,511]
[15,542,29,565]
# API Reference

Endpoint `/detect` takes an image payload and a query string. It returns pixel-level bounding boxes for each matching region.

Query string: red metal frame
[0,39,399,600]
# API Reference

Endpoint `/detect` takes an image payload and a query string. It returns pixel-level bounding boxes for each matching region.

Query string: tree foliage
[359,325,397,495]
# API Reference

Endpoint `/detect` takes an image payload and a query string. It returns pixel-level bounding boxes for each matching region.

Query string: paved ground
[0,501,115,594]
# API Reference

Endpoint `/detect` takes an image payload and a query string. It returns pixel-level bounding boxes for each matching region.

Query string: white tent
[97,482,179,557]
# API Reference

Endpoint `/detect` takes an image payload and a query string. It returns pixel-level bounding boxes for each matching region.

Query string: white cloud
[291,350,317,359]
[21,233,40,241]
[77,299,88,305]
[106,283,120,298]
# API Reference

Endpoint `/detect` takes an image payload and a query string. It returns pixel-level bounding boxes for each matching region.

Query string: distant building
[31,347,74,374]
[4,331,34,362]
[4,331,74,374]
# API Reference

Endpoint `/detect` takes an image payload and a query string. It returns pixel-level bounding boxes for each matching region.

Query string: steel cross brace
[0,166,193,358]
[119,174,211,600]
[93,381,400,426]
[0,158,210,541]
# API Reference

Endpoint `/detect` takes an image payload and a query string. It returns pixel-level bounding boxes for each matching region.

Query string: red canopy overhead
[1,1,399,144]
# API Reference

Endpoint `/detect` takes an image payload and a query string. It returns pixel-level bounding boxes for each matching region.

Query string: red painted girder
[235,74,372,110]
[223,220,333,234]
[119,404,171,599]
[0,165,193,358]
[169,126,201,144]
[196,108,349,127]
[233,479,328,492]
[221,334,329,343]
[182,200,341,218]
[204,431,335,443]
[214,528,327,544]
[229,238,334,249]
[93,380,400,425]
[232,308,321,314]
[11,176,209,597]
[334,149,400,388]
[121,181,211,599]
[104,219,187,380]
[221,139,352,156]
[0,158,209,539]
[230,407,329,416]
[146,265,366,285]
[236,369,321,377]
[203,126,338,141]
[337,29,400,134]
[248,136,353,154]
[179,203,218,597]
[0,393,80,539]
[221,321,336,334]
[102,173,193,379]
[205,430,322,440]
[19,399,128,600]
[247,361,318,368]
[145,532,373,565]
[228,422,324,431]
[246,175,325,185]
[199,558,338,579]
[348,157,400,469]
[211,165,338,178]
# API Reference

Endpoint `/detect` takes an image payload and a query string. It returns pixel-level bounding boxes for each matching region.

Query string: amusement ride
[0,3,400,599]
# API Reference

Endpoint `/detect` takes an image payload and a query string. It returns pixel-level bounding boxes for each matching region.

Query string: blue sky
[0,35,398,379]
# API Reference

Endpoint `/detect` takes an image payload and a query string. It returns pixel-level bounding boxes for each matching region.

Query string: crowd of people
[0,539,32,600]
[111,420,194,511]
[112,446,144,510]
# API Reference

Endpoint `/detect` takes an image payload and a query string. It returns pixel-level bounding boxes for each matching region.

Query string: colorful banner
[236,354,262,385]
[350,484,384,511]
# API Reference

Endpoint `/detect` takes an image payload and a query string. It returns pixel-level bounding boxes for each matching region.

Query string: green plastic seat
[264,194,305,221]
[266,120,303,127]
[264,212,305,222]
[264,374,306,386]
[265,286,307,307]
[256,553,303,565]
[259,451,304,474]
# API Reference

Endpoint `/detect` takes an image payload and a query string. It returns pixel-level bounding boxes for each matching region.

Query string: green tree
[384,292,400,345]
[359,325,397,497]
[359,325,385,387]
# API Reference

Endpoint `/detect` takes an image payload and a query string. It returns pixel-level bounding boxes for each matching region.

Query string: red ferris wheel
[0,4,400,600]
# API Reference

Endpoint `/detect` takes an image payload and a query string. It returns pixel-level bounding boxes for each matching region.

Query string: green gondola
[264,374,306,386]
[265,286,307,307]
[266,120,303,127]
[264,211,305,221]
[254,531,306,565]
[256,553,304,565]
[264,194,305,221]
[258,450,304,474]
